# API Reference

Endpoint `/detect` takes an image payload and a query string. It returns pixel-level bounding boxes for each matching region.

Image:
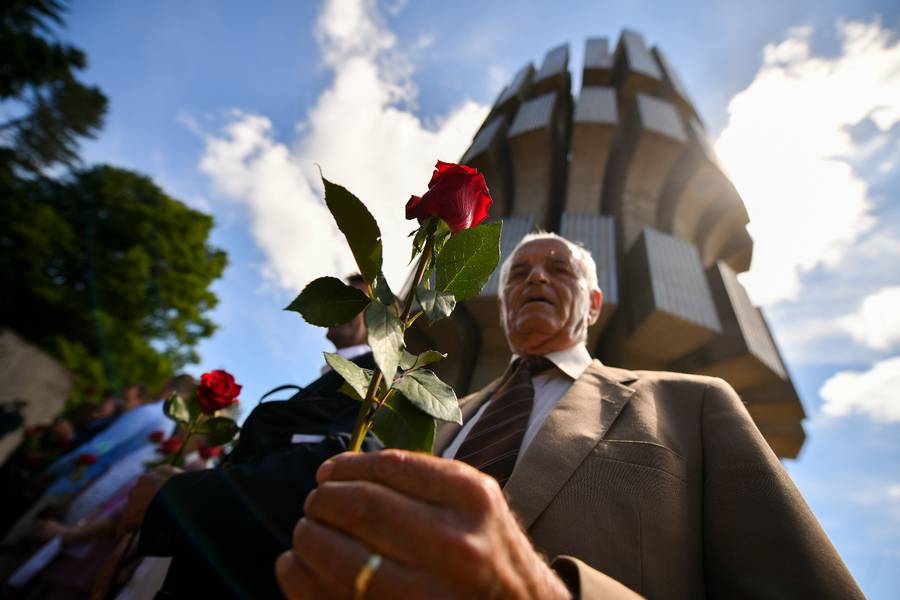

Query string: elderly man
[276,233,863,599]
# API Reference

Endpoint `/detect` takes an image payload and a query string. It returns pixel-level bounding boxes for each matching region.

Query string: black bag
[226,352,376,465]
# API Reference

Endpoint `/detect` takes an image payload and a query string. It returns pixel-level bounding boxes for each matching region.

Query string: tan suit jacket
[435,360,863,599]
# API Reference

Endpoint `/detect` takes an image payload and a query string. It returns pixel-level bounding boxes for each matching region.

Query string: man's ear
[586,289,603,325]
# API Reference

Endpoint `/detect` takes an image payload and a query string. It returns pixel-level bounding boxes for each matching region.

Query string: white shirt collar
[336,343,371,361]
[512,343,595,380]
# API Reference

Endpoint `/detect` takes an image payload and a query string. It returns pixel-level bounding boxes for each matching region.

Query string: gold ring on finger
[353,553,382,600]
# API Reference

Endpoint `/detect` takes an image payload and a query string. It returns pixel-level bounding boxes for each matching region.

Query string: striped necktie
[455,355,554,486]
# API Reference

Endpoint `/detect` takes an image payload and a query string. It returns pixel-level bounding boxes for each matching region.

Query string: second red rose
[196,369,242,414]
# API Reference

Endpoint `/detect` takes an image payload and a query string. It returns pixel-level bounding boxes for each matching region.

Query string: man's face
[501,239,602,356]
[91,397,117,419]
[326,281,369,349]
[122,386,143,411]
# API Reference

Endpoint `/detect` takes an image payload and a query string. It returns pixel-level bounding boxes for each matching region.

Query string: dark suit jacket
[139,353,381,599]
[435,360,864,600]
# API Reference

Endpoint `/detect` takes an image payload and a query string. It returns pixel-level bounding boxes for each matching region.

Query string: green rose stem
[348,237,435,452]
[168,418,198,466]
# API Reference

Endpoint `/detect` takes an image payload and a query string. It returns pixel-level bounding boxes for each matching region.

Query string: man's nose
[525,264,550,284]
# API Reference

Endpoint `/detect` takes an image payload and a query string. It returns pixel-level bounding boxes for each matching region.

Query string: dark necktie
[455,355,554,486]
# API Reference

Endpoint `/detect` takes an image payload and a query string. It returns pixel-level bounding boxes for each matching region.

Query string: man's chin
[507,321,560,348]
[511,314,560,333]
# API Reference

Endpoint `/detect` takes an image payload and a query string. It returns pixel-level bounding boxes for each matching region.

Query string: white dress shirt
[442,343,595,462]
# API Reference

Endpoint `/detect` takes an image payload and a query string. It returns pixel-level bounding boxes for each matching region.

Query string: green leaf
[338,381,363,401]
[392,369,461,424]
[197,416,240,446]
[365,300,404,387]
[322,175,383,283]
[163,392,190,424]
[432,219,452,254]
[434,221,502,301]
[413,350,446,369]
[324,352,373,400]
[374,272,395,306]
[399,349,418,371]
[285,276,370,327]
[416,284,456,322]
[398,349,446,371]
[409,217,438,263]
[373,395,435,453]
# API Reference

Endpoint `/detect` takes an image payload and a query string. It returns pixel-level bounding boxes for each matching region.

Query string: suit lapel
[433,376,504,455]
[503,360,637,530]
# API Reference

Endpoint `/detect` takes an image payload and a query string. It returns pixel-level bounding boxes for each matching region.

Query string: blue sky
[64,1,900,596]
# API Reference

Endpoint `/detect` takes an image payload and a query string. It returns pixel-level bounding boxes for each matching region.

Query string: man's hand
[117,464,181,537]
[276,450,571,600]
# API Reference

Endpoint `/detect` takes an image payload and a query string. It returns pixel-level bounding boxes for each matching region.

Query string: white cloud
[767,283,900,362]
[838,286,900,350]
[820,356,900,422]
[196,0,488,291]
[889,485,900,500]
[715,20,900,306]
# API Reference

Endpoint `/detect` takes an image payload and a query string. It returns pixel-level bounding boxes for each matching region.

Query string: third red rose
[197,369,242,414]
[76,453,97,465]
[405,161,492,233]
[157,435,183,455]
[199,444,223,460]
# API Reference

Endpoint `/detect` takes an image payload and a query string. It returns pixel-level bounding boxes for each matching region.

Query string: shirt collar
[336,343,371,361]
[512,343,596,380]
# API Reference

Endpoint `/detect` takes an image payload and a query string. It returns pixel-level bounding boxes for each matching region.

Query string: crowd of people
[0,375,219,599]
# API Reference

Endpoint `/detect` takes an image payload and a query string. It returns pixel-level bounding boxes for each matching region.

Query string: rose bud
[76,453,98,465]
[148,431,165,443]
[198,444,223,460]
[405,161,492,233]
[197,370,242,415]
[157,436,183,455]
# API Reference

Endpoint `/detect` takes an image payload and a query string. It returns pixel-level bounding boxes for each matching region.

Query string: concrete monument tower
[409,30,805,458]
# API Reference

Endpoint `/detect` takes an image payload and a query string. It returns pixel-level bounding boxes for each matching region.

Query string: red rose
[76,453,97,465]
[157,436,183,455]
[198,444,223,460]
[405,161,492,233]
[148,431,165,443]
[196,370,242,415]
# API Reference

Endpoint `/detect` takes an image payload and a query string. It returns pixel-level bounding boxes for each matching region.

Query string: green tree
[1,0,107,177]
[0,166,227,402]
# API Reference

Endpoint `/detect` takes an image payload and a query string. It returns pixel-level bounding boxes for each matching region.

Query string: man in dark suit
[113,276,381,599]
[276,234,864,599]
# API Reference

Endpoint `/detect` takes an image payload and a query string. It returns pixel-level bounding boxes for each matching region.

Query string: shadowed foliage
[1,1,227,406]
[0,0,107,177]
[0,166,227,403]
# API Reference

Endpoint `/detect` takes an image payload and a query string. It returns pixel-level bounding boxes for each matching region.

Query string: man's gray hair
[498,232,599,295]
